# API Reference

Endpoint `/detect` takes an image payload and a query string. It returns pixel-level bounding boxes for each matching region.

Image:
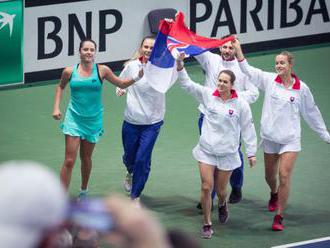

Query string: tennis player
[194,35,259,208]
[52,39,141,199]
[176,52,257,239]
[115,36,165,207]
[232,37,330,231]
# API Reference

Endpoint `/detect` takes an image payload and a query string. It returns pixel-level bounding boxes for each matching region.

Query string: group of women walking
[52,34,330,239]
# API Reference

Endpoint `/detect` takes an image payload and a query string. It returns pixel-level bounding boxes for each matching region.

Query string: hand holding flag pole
[176,52,186,71]
[144,11,235,93]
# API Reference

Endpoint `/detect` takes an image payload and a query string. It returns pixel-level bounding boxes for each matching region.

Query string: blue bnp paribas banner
[0,0,23,86]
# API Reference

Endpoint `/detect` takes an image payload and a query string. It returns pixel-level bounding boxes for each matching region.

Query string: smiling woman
[115,36,169,207]
[52,38,142,199]
[176,52,257,239]
[232,37,330,232]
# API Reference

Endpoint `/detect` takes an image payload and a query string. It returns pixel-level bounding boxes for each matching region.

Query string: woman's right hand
[116,87,127,96]
[52,109,61,120]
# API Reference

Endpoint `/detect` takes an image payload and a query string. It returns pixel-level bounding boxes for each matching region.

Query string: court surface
[0,44,329,248]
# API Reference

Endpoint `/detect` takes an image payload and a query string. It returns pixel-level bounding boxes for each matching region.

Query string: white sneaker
[123,173,132,192]
[132,197,142,208]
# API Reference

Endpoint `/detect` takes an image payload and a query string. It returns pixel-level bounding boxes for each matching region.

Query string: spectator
[0,161,69,248]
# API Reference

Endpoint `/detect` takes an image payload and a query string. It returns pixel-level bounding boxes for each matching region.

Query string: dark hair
[218,69,236,84]
[79,39,97,51]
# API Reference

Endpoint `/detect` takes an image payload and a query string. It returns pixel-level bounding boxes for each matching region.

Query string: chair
[147,8,177,35]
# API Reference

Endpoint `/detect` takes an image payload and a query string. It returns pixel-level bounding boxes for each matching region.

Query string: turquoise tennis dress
[61,63,104,143]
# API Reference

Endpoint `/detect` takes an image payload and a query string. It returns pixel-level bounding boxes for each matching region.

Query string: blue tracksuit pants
[122,120,163,199]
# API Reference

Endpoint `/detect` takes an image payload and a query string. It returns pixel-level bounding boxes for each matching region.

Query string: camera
[68,198,114,232]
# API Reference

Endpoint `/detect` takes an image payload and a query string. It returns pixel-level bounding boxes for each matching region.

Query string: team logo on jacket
[229,109,234,116]
[290,96,295,102]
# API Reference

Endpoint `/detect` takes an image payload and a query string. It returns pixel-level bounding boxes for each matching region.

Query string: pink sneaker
[201,224,214,239]
[272,214,284,231]
[268,192,278,212]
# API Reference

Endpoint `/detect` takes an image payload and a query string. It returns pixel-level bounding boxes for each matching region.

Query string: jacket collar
[275,73,300,90]
[213,89,238,99]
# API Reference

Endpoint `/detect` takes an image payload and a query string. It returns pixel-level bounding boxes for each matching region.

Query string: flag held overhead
[145,12,234,93]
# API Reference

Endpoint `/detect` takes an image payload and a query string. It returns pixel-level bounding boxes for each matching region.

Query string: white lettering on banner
[190,0,330,42]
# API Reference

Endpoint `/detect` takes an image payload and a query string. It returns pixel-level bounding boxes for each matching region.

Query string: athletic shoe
[218,201,229,224]
[132,197,141,208]
[196,201,214,211]
[78,190,88,201]
[272,214,284,231]
[123,173,132,192]
[229,188,242,204]
[268,192,278,212]
[201,224,213,239]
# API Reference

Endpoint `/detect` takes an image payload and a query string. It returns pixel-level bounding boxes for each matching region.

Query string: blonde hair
[279,51,294,66]
[124,36,155,66]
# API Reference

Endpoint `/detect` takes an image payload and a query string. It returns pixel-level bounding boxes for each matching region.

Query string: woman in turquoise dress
[52,39,142,198]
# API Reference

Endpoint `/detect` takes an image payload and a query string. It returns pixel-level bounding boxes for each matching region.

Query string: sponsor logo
[0,11,16,37]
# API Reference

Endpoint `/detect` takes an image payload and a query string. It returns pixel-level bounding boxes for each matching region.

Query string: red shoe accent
[272,214,284,231]
[268,192,278,212]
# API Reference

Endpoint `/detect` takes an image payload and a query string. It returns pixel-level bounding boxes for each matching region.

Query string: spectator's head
[0,161,68,248]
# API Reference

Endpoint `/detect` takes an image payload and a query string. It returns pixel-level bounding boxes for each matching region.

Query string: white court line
[272,236,330,248]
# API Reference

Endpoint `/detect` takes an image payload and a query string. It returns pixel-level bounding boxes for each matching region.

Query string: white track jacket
[238,59,330,144]
[195,52,259,108]
[119,59,165,125]
[178,69,257,157]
